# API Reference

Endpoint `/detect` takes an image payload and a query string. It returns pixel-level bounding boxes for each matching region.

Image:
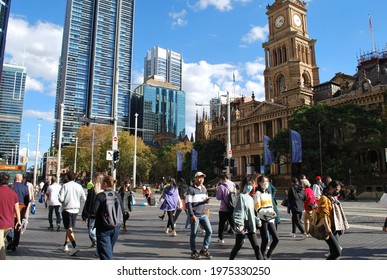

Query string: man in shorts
[58,172,86,256]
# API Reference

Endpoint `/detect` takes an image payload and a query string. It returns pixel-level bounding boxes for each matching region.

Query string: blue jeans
[96,226,120,260]
[189,214,212,251]
[48,205,61,227]
[88,218,97,243]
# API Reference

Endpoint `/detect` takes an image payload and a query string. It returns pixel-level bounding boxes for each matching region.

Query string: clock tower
[263,0,319,106]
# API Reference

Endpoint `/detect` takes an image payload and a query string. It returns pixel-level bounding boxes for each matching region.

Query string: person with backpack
[215,174,236,244]
[91,175,124,260]
[229,177,263,260]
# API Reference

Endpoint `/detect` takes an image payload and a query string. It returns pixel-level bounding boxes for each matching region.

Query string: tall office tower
[54,0,135,146]
[144,46,183,90]
[131,78,185,146]
[0,0,12,81]
[0,63,26,164]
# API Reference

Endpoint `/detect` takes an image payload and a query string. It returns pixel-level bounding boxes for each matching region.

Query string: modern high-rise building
[131,77,185,146]
[144,46,183,90]
[54,0,135,146]
[0,63,26,163]
[0,0,12,81]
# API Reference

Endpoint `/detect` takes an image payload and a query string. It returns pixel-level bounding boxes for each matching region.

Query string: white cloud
[169,9,188,27]
[192,0,252,12]
[182,58,265,137]
[242,24,269,43]
[5,15,63,95]
[23,109,55,122]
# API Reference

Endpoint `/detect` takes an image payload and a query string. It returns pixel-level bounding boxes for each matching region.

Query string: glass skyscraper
[144,46,183,90]
[0,0,12,81]
[0,63,26,163]
[131,82,186,145]
[54,0,135,145]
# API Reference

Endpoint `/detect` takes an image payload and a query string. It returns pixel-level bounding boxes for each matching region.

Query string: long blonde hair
[93,172,104,195]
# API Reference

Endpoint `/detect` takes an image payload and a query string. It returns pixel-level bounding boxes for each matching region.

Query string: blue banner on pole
[177,151,183,172]
[191,149,198,171]
[290,129,302,163]
[263,135,275,165]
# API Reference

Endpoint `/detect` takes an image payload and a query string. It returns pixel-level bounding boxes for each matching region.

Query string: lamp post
[33,124,41,187]
[73,137,78,173]
[90,129,95,180]
[133,113,138,189]
[226,91,232,178]
[57,103,64,182]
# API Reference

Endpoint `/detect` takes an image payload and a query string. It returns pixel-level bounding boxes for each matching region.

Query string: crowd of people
[1,170,352,260]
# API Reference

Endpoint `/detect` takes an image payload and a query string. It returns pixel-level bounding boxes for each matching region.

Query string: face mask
[245,185,253,193]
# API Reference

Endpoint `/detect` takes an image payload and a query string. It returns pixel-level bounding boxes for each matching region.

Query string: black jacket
[288,184,306,213]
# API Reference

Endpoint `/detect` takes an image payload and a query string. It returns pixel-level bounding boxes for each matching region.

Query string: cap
[194,171,206,178]
[315,176,322,181]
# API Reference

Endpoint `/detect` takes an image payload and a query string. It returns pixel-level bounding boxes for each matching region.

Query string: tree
[269,104,386,181]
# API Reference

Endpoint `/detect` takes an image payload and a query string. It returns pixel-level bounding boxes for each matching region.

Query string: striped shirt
[186,184,208,216]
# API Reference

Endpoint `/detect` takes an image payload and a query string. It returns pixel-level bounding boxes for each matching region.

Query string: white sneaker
[215,238,224,244]
[165,228,169,234]
[69,247,80,256]
[62,244,69,252]
[289,233,296,238]
[171,230,177,237]
[302,233,309,239]
[324,252,330,257]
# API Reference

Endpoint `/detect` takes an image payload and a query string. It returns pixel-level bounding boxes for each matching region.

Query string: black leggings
[218,211,235,240]
[291,211,305,234]
[229,232,263,260]
[259,221,279,258]
[166,210,175,230]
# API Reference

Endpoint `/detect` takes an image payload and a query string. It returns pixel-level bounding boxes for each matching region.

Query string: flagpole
[368,14,376,53]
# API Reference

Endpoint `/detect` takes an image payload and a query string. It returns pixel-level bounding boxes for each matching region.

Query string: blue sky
[5,0,386,166]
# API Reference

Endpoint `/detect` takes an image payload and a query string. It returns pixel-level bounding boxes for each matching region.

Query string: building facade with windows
[54,0,135,146]
[0,63,26,163]
[131,78,186,146]
[0,0,12,80]
[144,46,183,90]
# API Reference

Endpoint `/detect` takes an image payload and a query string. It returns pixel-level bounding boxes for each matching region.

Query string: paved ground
[4,194,387,260]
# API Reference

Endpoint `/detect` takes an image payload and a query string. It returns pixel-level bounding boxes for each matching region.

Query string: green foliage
[269,103,387,181]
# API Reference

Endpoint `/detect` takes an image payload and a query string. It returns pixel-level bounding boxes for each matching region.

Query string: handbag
[30,203,36,215]
[309,211,329,240]
[39,194,44,203]
[281,198,287,207]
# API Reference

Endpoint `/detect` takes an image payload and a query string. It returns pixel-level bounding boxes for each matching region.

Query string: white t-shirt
[46,183,62,206]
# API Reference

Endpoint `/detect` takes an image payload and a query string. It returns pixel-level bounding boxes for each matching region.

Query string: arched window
[302,72,310,88]
[277,74,286,94]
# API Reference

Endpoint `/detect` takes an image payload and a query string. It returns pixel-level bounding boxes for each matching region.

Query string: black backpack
[101,190,123,229]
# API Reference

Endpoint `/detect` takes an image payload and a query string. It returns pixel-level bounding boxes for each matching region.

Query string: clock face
[293,14,302,27]
[275,15,284,28]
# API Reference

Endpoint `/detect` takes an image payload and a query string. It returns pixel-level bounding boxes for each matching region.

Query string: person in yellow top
[254,175,279,260]
[318,180,349,260]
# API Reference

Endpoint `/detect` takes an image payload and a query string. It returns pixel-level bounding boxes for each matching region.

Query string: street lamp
[33,124,41,187]
[74,137,78,173]
[133,113,138,189]
[226,91,232,177]
[57,103,64,183]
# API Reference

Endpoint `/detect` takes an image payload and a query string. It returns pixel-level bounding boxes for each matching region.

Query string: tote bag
[309,211,330,240]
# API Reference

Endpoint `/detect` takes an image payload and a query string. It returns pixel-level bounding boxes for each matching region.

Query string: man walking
[7,174,29,251]
[0,173,21,259]
[215,174,236,243]
[186,172,213,259]
[58,172,86,256]
[46,177,62,231]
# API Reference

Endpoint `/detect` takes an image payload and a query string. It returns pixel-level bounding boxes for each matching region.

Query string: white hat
[194,171,206,178]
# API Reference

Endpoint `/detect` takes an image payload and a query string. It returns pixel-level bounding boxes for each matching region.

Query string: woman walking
[301,178,316,236]
[254,175,279,260]
[318,180,349,260]
[159,178,182,236]
[287,177,307,238]
[229,177,263,260]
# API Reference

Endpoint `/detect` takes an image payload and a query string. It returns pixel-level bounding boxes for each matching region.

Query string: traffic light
[113,150,120,161]
[224,157,229,167]
[230,158,235,168]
